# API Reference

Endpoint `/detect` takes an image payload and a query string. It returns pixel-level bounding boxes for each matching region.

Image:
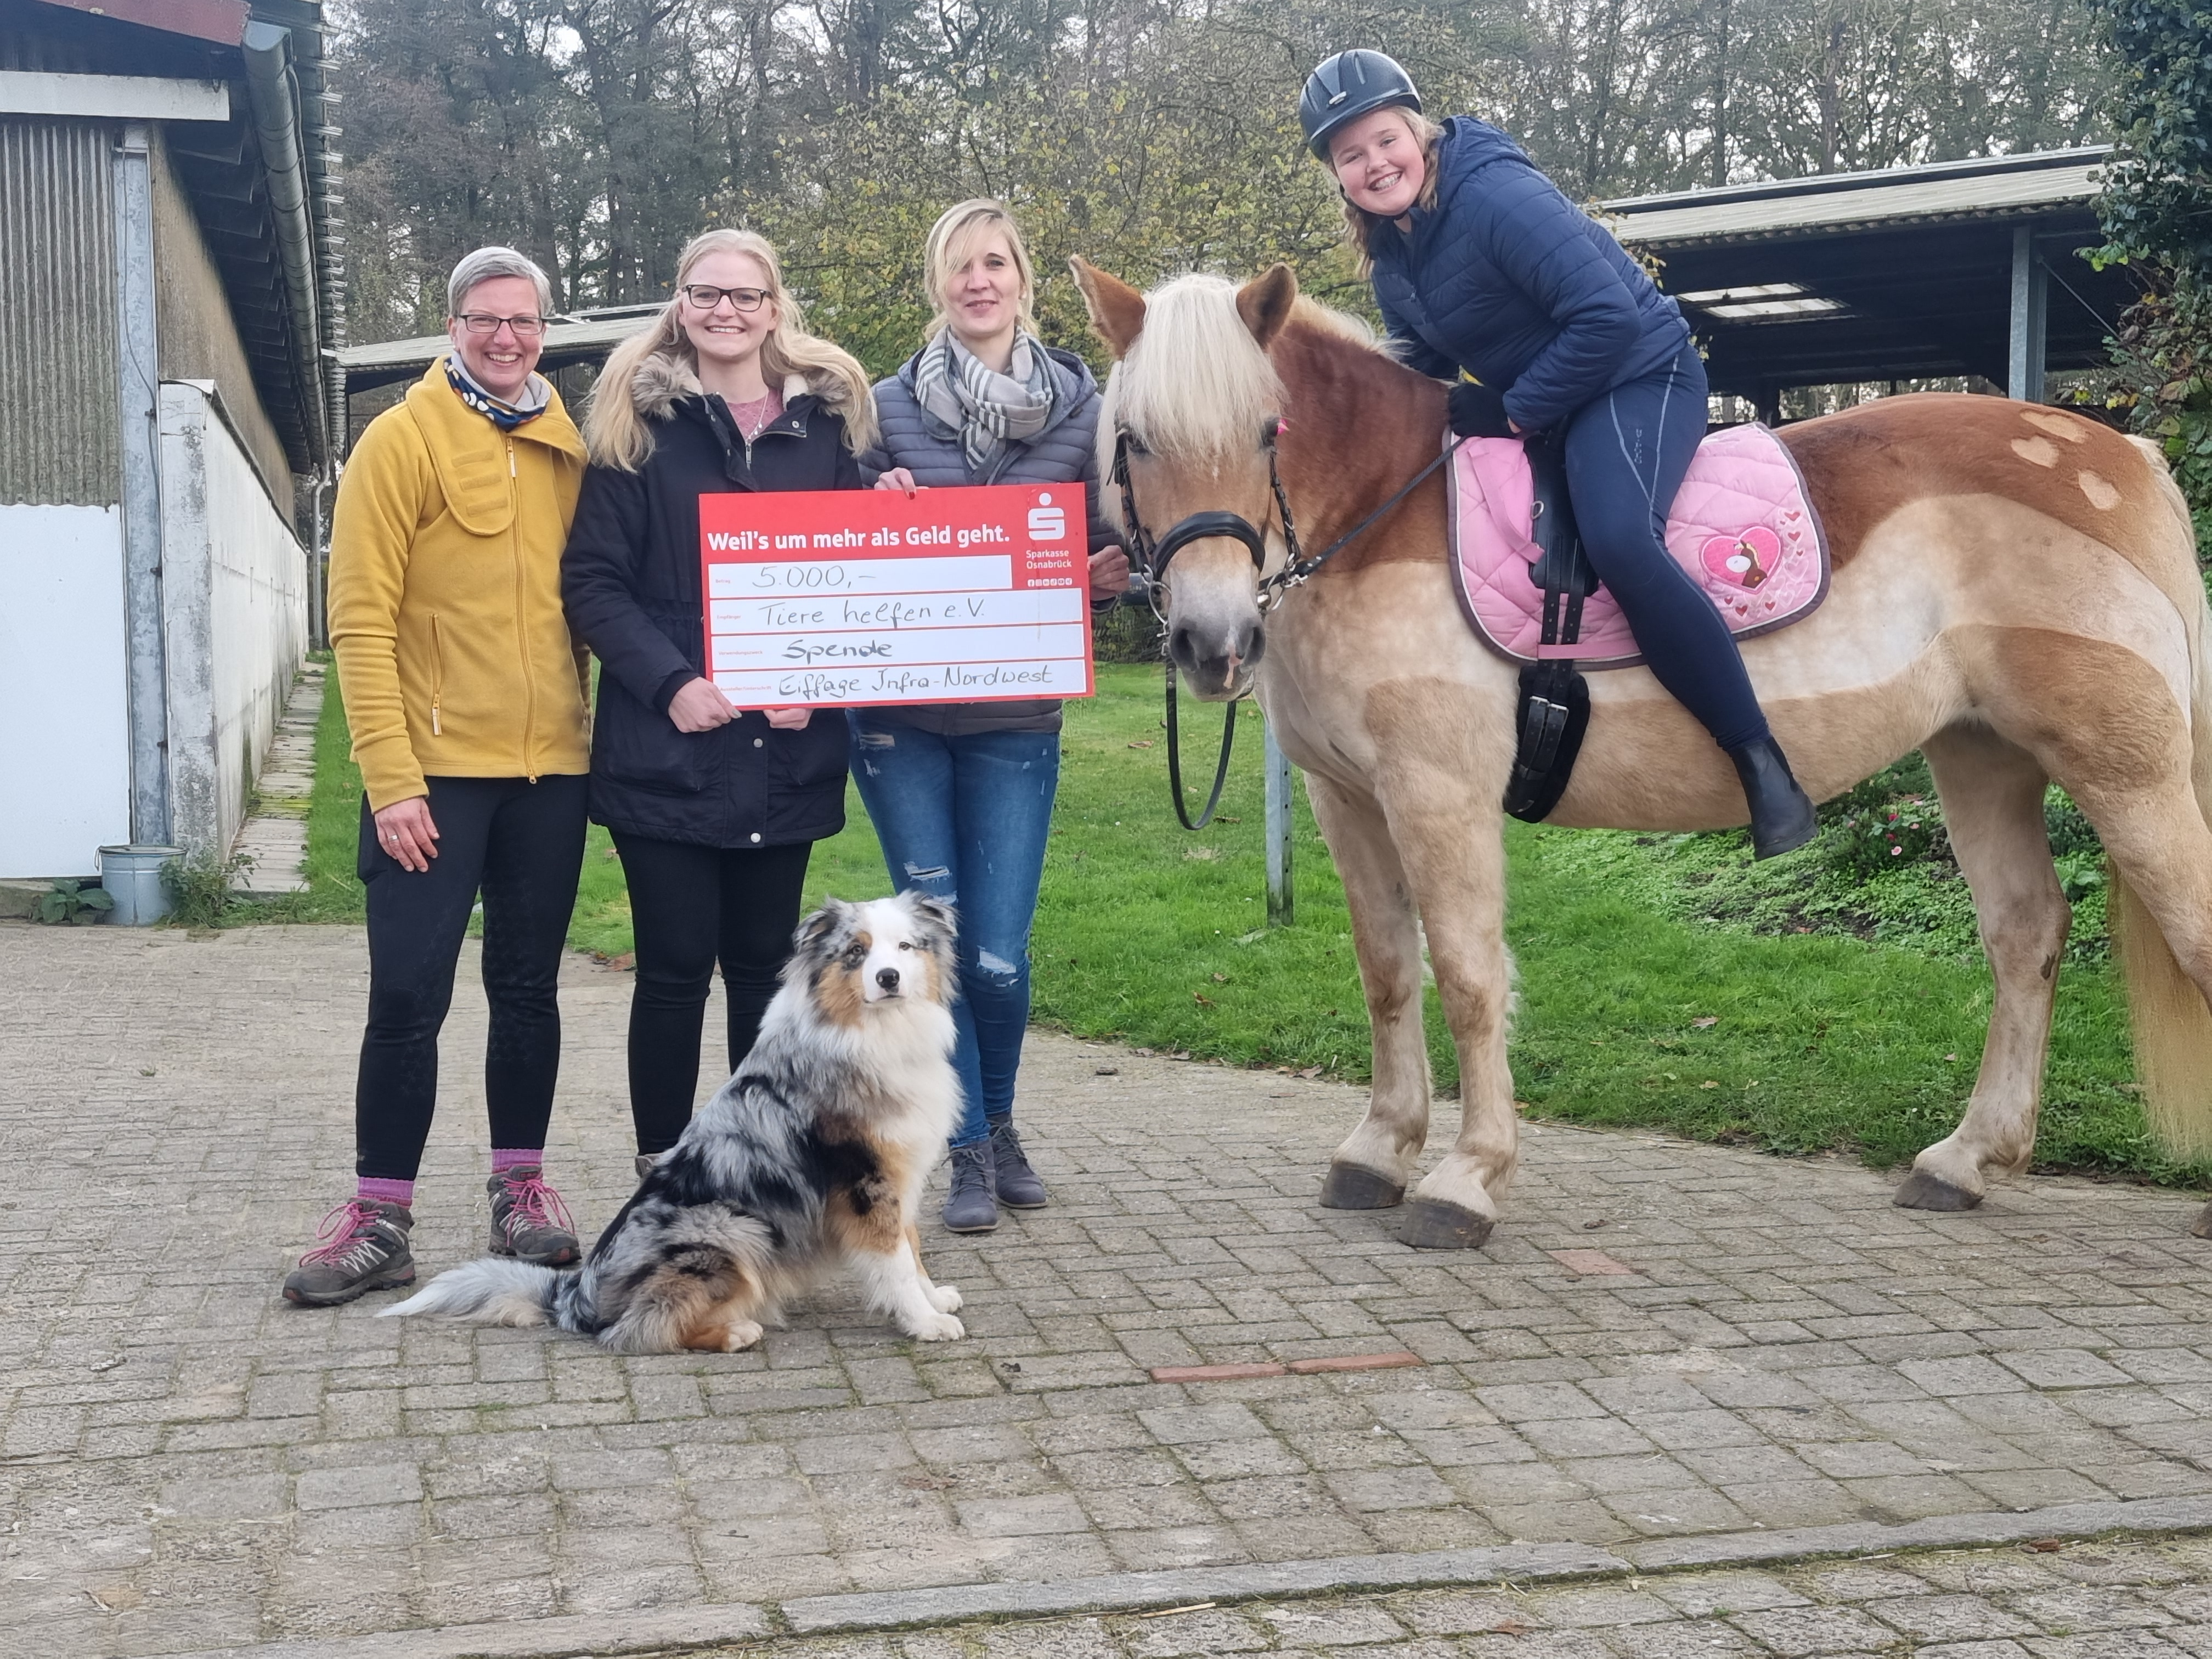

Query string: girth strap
[1503,435,1595,823]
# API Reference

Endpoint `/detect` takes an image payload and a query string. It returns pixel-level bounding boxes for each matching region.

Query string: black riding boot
[1728,734,1819,859]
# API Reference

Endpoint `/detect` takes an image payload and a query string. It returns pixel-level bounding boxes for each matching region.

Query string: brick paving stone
[12,927,2212,1652]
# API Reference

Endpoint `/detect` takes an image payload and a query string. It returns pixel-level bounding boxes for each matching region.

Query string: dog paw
[906,1311,966,1342]
[928,1283,963,1313]
[723,1319,764,1352]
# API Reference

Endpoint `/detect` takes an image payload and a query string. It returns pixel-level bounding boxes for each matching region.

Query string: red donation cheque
[699,483,1095,709]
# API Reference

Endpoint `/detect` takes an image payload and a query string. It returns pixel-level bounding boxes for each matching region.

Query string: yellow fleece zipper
[429,613,445,736]
[510,438,539,781]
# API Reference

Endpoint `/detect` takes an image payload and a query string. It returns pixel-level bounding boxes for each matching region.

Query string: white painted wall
[0,503,132,876]
[160,381,307,859]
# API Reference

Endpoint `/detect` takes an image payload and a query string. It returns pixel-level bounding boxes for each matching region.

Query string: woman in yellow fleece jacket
[283,248,593,1308]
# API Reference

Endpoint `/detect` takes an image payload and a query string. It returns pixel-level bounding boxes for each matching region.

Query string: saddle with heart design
[1446,422,1829,670]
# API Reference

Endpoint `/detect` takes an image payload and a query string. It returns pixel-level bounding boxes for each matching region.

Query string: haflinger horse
[1069,255,2212,1248]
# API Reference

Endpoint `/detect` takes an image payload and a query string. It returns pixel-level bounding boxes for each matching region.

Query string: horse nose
[875,966,901,993]
[1169,620,1266,689]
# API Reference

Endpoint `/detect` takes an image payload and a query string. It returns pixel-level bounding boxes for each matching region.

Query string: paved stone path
[699,1533,2212,1657]
[6,924,2212,1659]
[229,663,321,898]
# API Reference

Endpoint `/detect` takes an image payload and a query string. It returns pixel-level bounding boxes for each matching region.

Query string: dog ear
[902,891,957,941]
[793,899,847,953]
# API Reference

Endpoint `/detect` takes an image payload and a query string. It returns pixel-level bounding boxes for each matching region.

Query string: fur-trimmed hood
[626,349,853,423]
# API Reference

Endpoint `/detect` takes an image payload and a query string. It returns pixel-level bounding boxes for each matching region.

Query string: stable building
[0,0,342,879]
[1602,147,2140,415]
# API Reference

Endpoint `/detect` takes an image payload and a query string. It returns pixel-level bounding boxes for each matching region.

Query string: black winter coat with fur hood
[563,356,867,848]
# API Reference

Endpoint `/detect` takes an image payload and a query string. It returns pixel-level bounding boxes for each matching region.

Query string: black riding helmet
[1299,50,1421,161]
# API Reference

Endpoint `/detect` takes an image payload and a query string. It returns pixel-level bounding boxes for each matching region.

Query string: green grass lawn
[286,663,2193,1187]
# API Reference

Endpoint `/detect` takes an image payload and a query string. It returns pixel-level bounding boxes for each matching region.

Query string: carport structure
[1602,146,2144,417]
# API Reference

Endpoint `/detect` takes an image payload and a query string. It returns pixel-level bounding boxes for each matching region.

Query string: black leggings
[1562,343,1770,753]
[354,775,588,1181]
[609,830,814,1155]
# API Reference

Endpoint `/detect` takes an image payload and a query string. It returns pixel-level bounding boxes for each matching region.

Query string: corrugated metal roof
[1604,149,2107,249]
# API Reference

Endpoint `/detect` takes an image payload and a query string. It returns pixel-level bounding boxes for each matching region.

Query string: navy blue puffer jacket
[857,342,1115,735]
[1368,117,1691,432]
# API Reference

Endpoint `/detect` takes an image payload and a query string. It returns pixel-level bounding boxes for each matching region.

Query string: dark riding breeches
[1559,343,1770,753]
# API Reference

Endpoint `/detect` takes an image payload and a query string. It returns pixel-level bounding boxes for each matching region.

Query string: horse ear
[1071,257,1147,359]
[1236,264,1299,351]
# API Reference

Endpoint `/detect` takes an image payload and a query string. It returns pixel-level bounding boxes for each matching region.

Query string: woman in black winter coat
[1300,50,1818,859]
[862,200,1131,1233]
[563,228,874,1175]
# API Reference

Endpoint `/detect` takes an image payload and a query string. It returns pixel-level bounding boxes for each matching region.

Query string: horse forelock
[1102,276,1404,470]
[1107,274,1280,464]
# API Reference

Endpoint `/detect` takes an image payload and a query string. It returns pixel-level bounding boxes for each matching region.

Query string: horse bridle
[1110,419,1465,830]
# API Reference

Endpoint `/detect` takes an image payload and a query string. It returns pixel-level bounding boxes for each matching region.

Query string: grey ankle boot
[989,1120,1047,1209]
[941,1141,998,1233]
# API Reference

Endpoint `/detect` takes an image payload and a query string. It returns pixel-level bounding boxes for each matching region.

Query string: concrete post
[114,121,170,846]
[1264,719,1295,927]
[2008,223,2048,404]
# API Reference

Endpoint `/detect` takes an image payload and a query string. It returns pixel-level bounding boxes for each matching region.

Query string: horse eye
[1122,432,1150,456]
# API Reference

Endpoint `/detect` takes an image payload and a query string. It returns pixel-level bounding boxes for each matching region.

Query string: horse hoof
[1319,1164,1404,1210]
[1893,1170,1982,1211]
[1401,1198,1494,1250]
[2191,1201,2212,1240]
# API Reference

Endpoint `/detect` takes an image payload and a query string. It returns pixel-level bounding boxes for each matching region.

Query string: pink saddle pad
[1447,422,1829,669]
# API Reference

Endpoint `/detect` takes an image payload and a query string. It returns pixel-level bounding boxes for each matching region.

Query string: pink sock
[358,1176,414,1207]
[490,1148,544,1176]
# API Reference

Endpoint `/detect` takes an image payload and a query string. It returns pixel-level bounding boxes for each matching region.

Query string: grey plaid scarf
[912,329,1056,473]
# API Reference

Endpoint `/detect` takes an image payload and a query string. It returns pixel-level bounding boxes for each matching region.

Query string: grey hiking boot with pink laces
[488,1166,579,1266]
[283,1199,415,1306]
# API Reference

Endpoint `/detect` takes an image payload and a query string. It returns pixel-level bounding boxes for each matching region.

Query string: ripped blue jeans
[848,714,1061,1147]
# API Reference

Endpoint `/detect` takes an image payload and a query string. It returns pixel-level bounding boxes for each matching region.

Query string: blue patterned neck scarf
[445,356,551,431]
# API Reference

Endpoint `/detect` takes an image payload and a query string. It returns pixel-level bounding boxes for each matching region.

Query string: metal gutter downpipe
[115,120,172,847]
[240,20,326,466]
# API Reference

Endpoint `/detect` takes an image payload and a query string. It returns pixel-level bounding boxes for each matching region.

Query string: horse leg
[1304,771,1430,1207]
[1357,713,1517,1249]
[1894,726,2070,1210]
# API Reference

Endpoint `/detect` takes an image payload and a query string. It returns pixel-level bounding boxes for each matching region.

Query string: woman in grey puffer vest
[856,199,1131,1234]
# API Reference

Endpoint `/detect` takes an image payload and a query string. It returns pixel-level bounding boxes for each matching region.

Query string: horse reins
[1111,421,1465,830]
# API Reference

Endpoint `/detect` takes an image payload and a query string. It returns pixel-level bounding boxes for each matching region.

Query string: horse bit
[1110,419,1465,829]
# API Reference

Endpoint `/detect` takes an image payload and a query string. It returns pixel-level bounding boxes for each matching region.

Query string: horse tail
[2113,436,2212,1159]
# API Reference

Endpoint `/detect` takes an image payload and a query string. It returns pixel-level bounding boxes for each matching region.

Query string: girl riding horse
[1299,49,1818,857]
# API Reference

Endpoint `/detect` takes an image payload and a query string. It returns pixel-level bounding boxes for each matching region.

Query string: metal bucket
[97,844,182,926]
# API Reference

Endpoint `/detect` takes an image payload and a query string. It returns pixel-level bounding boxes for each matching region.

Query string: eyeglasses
[455,313,546,337]
[681,284,771,313]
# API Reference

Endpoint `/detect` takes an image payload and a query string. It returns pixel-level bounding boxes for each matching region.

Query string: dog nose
[875,967,900,993]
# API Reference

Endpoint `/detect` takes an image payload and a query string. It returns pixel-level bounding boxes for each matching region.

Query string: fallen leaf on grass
[1700,1080,1720,1089]
[2023,1538,2065,1553]
[1128,739,1154,748]
[1691,1015,1717,1028]
[1298,1066,1323,1079]
[1193,992,1214,1006]
[1210,972,1228,983]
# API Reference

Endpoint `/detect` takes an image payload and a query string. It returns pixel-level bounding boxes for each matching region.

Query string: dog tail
[378,1257,590,1330]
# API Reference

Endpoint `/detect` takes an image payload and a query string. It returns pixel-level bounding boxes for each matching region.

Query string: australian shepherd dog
[380,893,967,1352]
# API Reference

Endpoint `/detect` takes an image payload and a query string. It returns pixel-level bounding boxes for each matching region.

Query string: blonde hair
[586,229,877,470]
[1330,109,1446,279]
[1102,274,1283,465]
[923,199,1039,338]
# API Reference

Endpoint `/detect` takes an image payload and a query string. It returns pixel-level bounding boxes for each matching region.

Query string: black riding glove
[1447,381,1517,438]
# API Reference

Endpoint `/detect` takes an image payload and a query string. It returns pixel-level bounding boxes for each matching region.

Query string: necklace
[727,389,782,443]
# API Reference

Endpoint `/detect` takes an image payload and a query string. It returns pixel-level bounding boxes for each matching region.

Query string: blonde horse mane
[1104,274,1387,464]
